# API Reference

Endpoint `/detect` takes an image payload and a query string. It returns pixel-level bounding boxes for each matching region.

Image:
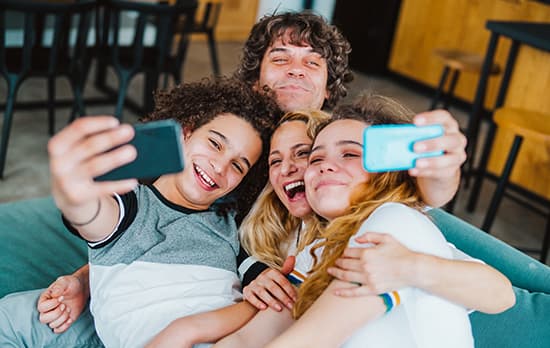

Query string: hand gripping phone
[363,124,444,172]
[95,120,185,181]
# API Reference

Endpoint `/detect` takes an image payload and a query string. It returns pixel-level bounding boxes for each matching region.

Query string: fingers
[281,255,296,275]
[39,302,67,325]
[409,110,467,179]
[243,269,297,312]
[37,297,62,314]
[352,232,391,246]
[49,118,139,205]
[48,306,71,330]
[52,318,74,334]
[48,116,121,157]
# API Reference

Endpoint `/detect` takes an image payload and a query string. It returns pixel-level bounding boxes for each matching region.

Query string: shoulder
[356,203,451,258]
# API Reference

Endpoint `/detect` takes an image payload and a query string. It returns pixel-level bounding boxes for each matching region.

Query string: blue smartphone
[95,120,185,181]
[363,124,444,172]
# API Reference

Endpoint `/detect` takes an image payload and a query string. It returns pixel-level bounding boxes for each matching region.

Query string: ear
[183,127,192,141]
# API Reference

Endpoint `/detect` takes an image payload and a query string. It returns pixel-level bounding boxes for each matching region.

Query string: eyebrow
[269,142,311,157]
[268,46,320,56]
[310,140,362,154]
[209,130,252,170]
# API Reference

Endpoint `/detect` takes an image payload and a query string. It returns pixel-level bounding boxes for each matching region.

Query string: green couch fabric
[428,209,550,294]
[0,197,87,299]
[1,198,549,347]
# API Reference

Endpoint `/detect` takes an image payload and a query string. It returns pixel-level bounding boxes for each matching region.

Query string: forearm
[412,253,515,313]
[215,306,293,348]
[416,170,460,208]
[167,301,258,346]
[267,281,385,348]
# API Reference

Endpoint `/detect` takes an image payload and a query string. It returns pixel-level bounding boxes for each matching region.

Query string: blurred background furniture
[430,49,500,111]
[479,107,550,262]
[94,0,197,120]
[0,0,95,179]
[465,21,550,214]
[189,0,222,77]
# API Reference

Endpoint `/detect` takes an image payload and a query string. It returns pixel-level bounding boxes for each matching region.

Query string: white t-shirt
[293,202,474,348]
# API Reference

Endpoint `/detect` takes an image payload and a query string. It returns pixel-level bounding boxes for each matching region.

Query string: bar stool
[481,107,550,263]
[191,1,222,76]
[430,49,501,110]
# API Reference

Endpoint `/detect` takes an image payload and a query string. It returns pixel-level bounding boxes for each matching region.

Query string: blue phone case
[363,124,444,172]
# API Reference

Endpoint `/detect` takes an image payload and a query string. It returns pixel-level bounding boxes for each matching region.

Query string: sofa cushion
[429,208,550,294]
[0,197,87,299]
[470,286,550,348]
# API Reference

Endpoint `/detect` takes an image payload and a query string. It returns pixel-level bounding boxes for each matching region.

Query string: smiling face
[268,120,313,219]
[258,32,329,112]
[305,119,370,221]
[163,114,262,210]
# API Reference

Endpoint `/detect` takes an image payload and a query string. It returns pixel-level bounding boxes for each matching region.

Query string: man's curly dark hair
[141,77,283,222]
[234,12,353,109]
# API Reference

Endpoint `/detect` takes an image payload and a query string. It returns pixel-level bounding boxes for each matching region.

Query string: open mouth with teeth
[284,181,305,200]
[194,164,218,189]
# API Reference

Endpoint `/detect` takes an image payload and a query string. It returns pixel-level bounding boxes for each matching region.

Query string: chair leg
[0,81,19,179]
[69,76,87,123]
[467,121,498,212]
[481,136,523,233]
[114,75,130,122]
[540,213,550,263]
[442,70,460,110]
[207,30,221,76]
[144,72,158,115]
[48,76,56,136]
[430,66,450,110]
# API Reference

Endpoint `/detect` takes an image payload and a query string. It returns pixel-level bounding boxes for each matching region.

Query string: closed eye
[232,162,244,174]
[209,138,221,150]
[269,158,282,167]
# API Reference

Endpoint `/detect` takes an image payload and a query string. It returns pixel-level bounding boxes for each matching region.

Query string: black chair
[0,0,95,179]
[190,0,222,77]
[95,0,197,120]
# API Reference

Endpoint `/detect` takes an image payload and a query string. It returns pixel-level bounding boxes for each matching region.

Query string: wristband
[379,290,401,313]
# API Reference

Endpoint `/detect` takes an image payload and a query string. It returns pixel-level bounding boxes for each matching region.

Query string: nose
[280,158,297,176]
[319,159,336,173]
[287,61,305,78]
[210,158,227,174]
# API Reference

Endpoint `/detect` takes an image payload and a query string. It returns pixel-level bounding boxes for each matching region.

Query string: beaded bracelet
[379,290,401,313]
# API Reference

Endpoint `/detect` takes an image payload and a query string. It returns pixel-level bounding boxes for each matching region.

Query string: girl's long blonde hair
[293,94,426,318]
[239,110,331,269]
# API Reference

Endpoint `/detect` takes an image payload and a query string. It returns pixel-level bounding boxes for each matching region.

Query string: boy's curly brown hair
[141,77,283,222]
[234,12,353,109]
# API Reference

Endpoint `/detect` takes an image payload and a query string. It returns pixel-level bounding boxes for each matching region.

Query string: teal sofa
[1,196,549,347]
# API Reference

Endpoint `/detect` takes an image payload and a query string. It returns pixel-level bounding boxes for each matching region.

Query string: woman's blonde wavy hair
[293,93,426,319]
[239,110,331,269]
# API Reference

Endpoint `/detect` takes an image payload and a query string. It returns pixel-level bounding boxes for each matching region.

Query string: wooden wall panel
[211,0,259,41]
[390,0,550,199]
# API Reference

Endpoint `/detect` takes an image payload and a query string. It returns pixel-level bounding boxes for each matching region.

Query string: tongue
[290,191,306,201]
[288,185,305,199]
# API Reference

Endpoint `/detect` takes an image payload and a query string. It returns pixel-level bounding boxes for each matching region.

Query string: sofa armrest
[0,196,88,299]
[428,208,550,294]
